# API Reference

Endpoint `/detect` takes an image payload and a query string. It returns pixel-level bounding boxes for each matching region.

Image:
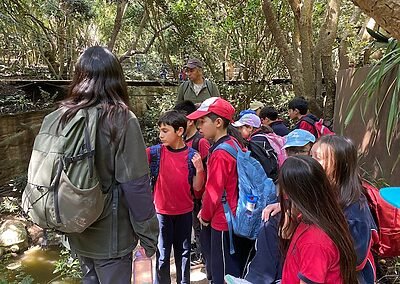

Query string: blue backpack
[215,141,277,254]
[149,144,197,194]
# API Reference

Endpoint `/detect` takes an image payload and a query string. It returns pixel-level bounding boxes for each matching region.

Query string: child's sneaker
[224,274,252,284]
[190,252,203,267]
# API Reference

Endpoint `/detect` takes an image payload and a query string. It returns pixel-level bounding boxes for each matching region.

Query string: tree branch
[108,0,129,52]
[119,22,172,62]
[262,0,304,97]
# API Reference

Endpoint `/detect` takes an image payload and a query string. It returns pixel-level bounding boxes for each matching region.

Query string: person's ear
[214,117,224,128]
[176,127,185,137]
[188,120,194,127]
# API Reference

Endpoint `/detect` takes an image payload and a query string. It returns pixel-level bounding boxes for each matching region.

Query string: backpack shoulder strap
[215,142,238,159]
[205,80,212,95]
[300,115,317,127]
[191,132,203,152]
[187,147,197,196]
[215,141,240,255]
[149,144,162,185]
[183,81,191,96]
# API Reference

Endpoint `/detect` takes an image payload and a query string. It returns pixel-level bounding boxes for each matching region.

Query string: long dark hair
[313,135,363,208]
[279,156,357,283]
[60,46,131,141]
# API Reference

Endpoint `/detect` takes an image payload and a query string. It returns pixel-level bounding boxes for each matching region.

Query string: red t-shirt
[201,135,239,231]
[282,223,343,284]
[186,133,210,199]
[146,145,193,215]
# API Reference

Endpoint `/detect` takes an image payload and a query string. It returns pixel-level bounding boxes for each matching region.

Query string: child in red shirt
[174,100,211,267]
[187,97,251,284]
[278,156,357,284]
[288,97,319,138]
[147,110,205,284]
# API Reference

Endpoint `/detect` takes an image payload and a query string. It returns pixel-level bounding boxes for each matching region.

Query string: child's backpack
[248,136,279,182]
[216,141,277,254]
[149,144,196,194]
[300,115,335,138]
[362,180,400,257]
[252,133,287,167]
[190,131,203,155]
[22,107,107,233]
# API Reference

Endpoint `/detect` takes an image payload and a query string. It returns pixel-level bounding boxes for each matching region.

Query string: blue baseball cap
[238,109,257,118]
[283,129,316,149]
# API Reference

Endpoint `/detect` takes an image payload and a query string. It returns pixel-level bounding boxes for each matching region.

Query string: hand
[197,209,209,227]
[191,152,204,173]
[262,202,281,222]
[137,246,148,257]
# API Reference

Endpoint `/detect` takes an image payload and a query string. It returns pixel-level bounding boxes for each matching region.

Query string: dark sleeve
[116,113,158,256]
[121,175,158,257]
[115,114,149,182]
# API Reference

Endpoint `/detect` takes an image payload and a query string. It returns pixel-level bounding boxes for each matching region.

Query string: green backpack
[22,106,106,233]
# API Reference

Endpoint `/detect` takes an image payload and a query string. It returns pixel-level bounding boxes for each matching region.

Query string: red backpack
[300,116,335,138]
[363,180,400,257]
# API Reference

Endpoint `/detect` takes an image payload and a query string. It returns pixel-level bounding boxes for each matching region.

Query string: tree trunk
[262,0,305,98]
[319,0,341,119]
[299,0,315,103]
[338,7,362,69]
[108,0,129,52]
[351,0,400,40]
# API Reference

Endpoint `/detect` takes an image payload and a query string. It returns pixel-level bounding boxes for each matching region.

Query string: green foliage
[0,275,34,284]
[0,88,56,114]
[139,93,175,146]
[52,248,82,280]
[0,197,19,214]
[345,39,400,152]
[0,255,34,284]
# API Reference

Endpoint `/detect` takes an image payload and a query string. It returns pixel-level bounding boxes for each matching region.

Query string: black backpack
[247,135,279,182]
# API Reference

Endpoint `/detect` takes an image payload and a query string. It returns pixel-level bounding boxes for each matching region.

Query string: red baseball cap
[186,97,235,121]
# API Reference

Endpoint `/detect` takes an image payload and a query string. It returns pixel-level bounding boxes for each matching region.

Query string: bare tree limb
[299,0,315,100]
[108,0,129,52]
[318,0,342,118]
[262,0,305,97]
[119,22,173,62]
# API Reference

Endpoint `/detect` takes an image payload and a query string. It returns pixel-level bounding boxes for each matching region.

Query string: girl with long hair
[311,135,378,283]
[279,156,358,283]
[60,46,158,283]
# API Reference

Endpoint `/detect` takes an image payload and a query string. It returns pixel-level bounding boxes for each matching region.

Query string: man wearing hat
[176,58,220,105]
[249,100,264,116]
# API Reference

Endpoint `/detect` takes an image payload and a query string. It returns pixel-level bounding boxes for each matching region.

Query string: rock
[0,219,29,253]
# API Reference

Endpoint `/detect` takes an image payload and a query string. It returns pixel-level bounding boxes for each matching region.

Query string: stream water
[0,245,79,284]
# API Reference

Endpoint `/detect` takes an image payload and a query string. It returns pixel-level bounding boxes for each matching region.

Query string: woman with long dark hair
[311,135,378,283]
[279,156,358,283]
[61,46,158,283]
